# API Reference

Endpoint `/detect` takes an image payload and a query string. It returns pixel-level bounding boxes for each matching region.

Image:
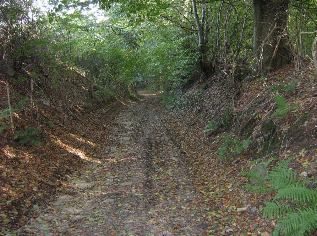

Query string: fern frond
[275,186,317,204]
[273,209,317,236]
[257,160,317,235]
[263,202,295,219]
[268,161,298,189]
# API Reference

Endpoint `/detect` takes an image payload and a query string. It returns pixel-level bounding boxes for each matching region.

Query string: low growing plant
[217,134,251,161]
[0,124,8,134]
[204,109,233,134]
[161,91,187,109]
[14,127,42,146]
[283,81,298,94]
[271,81,298,94]
[245,160,317,236]
[243,161,271,194]
[272,95,297,119]
[204,120,221,134]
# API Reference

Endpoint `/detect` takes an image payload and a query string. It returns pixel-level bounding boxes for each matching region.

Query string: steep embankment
[163,64,317,234]
[0,65,116,233]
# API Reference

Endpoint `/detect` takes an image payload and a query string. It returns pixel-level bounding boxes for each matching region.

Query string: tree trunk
[192,0,204,53]
[6,82,15,133]
[192,0,208,75]
[253,0,292,71]
[312,35,317,74]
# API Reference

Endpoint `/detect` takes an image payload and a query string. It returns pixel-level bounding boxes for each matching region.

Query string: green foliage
[0,108,12,120]
[272,95,297,119]
[48,10,195,101]
[244,172,270,193]
[246,160,317,236]
[138,25,197,92]
[45,120,55,129]
[268,160,298,189]
[271,81,298,94]
[204,109,233,134]
[262,202,296,219]
[14,127,42,146]
[0,108,13,134]
[289,0,317,58]
[283,81,298,94]
[272,210,317,236]
[0,124,8,134]
[271,81,298,120]
[217,134,251,162]
[275,186,317,204]
[99,0,170,22]
[161,91,187,109]
[204,120,220,134]
[243,161,271,194]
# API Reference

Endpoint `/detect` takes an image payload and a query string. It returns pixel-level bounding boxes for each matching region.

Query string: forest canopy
[1,0,317,101]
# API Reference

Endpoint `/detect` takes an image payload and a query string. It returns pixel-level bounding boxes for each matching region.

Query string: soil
[16,95,210,236]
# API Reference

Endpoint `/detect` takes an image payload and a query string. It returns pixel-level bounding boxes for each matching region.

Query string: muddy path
[18,96,209,236]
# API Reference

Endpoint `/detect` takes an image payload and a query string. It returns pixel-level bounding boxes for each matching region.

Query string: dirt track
[18,95,209,236]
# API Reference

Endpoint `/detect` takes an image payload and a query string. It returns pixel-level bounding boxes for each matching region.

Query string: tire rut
[17,97,209,236]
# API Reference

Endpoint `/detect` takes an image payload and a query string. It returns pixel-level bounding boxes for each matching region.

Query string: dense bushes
[0,1,196,116]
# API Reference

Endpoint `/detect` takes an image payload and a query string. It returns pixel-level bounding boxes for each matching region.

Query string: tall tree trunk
[5,82,14,133]
[192,0,204,52]
[253,0,292,71]
[312,35,317,74]
[192,0,208,74]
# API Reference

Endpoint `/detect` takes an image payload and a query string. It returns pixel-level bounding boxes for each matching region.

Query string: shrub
[217,134,251,161]
[91,86,115,104]
[161,92,177,108]
[14,127,42,146]
[161,91,187,109]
